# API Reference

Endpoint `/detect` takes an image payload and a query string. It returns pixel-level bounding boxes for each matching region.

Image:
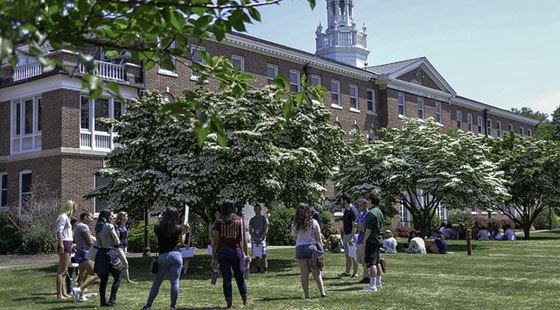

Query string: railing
[316,31,367,50]
[80,60,125,81]
[80,131,113,150]
[11,133,42,154]
[13,62,42,81]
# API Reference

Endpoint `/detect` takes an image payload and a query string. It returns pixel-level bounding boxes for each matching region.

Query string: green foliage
[447,212,475,229]
[317,207,332,232]
[22,226,57,254]
[533,208,559,230]
[267,205,296,246]
[128,222,159,253]
[0,213,23,254]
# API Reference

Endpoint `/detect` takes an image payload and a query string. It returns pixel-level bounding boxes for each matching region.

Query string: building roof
[366,57,425,75]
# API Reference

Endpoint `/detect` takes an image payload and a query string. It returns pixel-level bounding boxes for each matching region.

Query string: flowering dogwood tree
[87,88,345,224]
[337,118,508,237]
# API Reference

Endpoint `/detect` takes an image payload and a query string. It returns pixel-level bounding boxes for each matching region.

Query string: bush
[267,205,295,246]
[393,225,415,238]
[0,213,23,254]
[23,225,57,254]
[128,221,159,253]
[533,209,559,230]
[448,212,475,228]
[317,207,332,232]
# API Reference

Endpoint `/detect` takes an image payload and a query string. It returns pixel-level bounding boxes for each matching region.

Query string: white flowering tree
[337,118,508,237]
[488,132,560,239]
[87,88,345,225]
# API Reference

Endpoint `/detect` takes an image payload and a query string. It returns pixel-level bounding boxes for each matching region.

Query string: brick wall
[42,89,80,150]
[397,68,442,91]
[60,155,104,214]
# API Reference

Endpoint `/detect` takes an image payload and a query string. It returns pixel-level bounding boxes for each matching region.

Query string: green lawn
[2,231,560,310]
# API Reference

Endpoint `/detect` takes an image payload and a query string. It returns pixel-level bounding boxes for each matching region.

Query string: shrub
[393,225,415,238]
[23,225,57,254]
[0,213,23,254]
[267,205,295,246]
[533,209,559,230]
[317,207,332,232]
[128,221,159,253]
[448,212,475,228]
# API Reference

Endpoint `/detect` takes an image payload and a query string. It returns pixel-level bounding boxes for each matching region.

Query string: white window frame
[157,40,177,77]
[471,206,478,215]
[435,102,442,123]
[289,70,300,92]
[10,97,42,154]
[367,89,376,115]
[496,121,502,138]
[520,126,525,136]
[467,113,473,132]
[477,116,483,135]
[310,75,321,87]
[508,124,513,131]
[79,95,125,150]
[528,128,533,137]
[456,110,463,130]
[19,170,32,212]
[0,173,7,208]
[190,46,206,80]
[331,80,341,108]
[487,119,493,137]
[231,55,245,73]
[266,64,278,85]
[397,93,406,117]
[417,98,424,120]
[349,84,359,112]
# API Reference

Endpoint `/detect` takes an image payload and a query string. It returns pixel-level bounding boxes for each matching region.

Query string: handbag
[150,253,159,275]
[239,219,251,272]
[98,226,125,273]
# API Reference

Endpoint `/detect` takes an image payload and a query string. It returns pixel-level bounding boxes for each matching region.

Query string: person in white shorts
[249,204,268,273]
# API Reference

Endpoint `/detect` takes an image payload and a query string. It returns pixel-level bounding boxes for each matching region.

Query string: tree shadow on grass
[326,281,362,287]
[327,286,363,292]
[258,296,305,302]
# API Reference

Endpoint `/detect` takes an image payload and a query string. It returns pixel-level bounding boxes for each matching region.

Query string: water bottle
[211,269,219,285]
[243,269,250,280]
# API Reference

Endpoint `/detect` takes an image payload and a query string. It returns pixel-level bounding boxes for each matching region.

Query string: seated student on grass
[443,223,455,240]
[327,229,343,253]
[406,232,426,254]
[477,226,490,241]
[381,230,397,254]
[503,224,517,241]
[430,231,447,254]
[471,222,481,239]
[494,227,504,240]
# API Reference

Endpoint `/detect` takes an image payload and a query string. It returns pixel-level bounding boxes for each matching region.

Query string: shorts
[251,239,267,257]
[58,241,73,254]
[87,246,98,261]
[343,234,356,258]
[365,243,381,267]
[75,249,90,264]
[295,244,313,260]
[357,243,366,264]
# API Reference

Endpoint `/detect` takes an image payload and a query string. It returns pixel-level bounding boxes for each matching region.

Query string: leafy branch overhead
[0,0,318,145]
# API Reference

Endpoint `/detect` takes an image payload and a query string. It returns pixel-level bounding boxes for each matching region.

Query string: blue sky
[245,0,560,116]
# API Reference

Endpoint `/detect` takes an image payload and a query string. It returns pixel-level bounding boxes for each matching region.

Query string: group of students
[472,222,517,241]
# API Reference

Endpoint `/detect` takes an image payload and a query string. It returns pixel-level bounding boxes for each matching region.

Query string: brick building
[0,0,538,227]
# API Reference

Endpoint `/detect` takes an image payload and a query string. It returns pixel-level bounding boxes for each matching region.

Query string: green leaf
[273,75,289,89]
[0,37,14,61]
[283,97,294,119]
[169,10,184,31]
[143,59,157,72]
[160,58,175,71]
[105,50,119,58]
[295,93,304,109]
[105,82,123,101]
[196,125,209,146]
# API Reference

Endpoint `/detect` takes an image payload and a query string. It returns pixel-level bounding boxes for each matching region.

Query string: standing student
[142,207,186,310]
[249,203,268,273]
[354,198,370,284]
[93,210,123,307]
[291,203,326,298]
[208,210,221,254]
[363,193,384,291]
[115,211,135,283]
[66,217,80,296]
[71,212,99,303]
[56,200,77,299]
[211,200,249,309]
[338,194,359,278]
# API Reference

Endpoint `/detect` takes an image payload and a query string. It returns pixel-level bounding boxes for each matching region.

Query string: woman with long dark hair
[291,203,326,298]
[55,200,77,299]
[211,200,249,309]
[93,209,123,307]
[114,211,134,283]
[142,207,186,310]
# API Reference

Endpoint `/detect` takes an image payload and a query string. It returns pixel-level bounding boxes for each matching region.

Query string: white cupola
[315,0,370,68]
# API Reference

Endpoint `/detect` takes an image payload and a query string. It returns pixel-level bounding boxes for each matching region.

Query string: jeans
[217,247,247,300]
[146,251,183,308]
[99,268,123,305]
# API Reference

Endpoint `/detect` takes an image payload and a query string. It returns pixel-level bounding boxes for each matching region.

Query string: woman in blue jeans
[211,200,249,309]
[142,207,186,310]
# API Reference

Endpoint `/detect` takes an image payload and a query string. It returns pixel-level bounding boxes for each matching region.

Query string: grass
[2,231,560,310]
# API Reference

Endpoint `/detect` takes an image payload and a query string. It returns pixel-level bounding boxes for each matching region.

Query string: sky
[245,0,560,116]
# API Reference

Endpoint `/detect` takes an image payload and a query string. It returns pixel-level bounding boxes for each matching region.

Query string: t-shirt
[342,204,358,235]
[504,229,516,240]
[434,237,447,254]
[74,223,91,251]
[356,211,367,245]
[116,225,128,248]
[57,214,73,241]
[97,223,117,249]
[443,227,455,240]
[365,207,384,245]
[213,215,243,249]
[155,223,184,254]
[291,219,320,247]
[383,237,397,253]
[478,229,490,241]
[311,208,323,226]
[407,237,426,254]
[249,215,268,240]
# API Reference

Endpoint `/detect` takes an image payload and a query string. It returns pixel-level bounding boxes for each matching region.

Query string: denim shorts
[75,249,90,264]
[295,244,313,260]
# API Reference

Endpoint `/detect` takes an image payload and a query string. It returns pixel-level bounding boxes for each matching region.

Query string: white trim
[310,74,322,87]
[10,96,42,155]
[380,79,452,102]
[520,126,525,136]
[367,88,376,114]
[18,170,32,211]
[451,97,540,126]
[0,147,109,163]
[331,80,341,107]
[496,120,502,138]
[397,92,406,117]
[467,113,473,132]
[477,116,483,135]
[456,110,463,130]
[349,84,359,110]
[266,64,278,85]
[417,97,424,120]
[435,102,442,124]
[384,57,457,96]
[190,46,206,80]
[508,123,513,131]
[528,128,533,137]
[487,118,493,137]
[289,69,301,92]
[157,69,178,77]
[231,55,245,73]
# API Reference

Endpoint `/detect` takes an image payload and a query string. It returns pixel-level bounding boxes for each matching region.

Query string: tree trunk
[523,225,531,240]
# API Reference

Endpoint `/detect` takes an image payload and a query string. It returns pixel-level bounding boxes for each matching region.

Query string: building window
[11,97,42,154]
[289,70,300,92]
[398,93,406,117]
[19,170,32,207]
[162,93,175,103]
[487,119,493,137]
[477,116,483,135]
[0,173,7,208]
[508,124,513,131]
[94,174,110,214]
[95,98,110,132]
[456,110,463,130]
[349,84,359,110]
[417,98,424,119]
[80,96,125,150]
[266,64,278,85]
[190,46,205,80]
[311,75,321,87]
[331,80,340,107]
[467,113,473,132]
[471,206,478,214]
[367,89,376,114]
[158,40,176,75]
[496,121,502,138]
[520,126,524,136]
[528,128,533,137]
[231,55,245,73]
[435,102,442,123]
[350,125,360,138]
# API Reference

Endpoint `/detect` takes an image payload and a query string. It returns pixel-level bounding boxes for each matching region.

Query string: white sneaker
[72,288,81,302]
[363,285,378,291]
[377,284,383,289]
[78,295,88,302]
